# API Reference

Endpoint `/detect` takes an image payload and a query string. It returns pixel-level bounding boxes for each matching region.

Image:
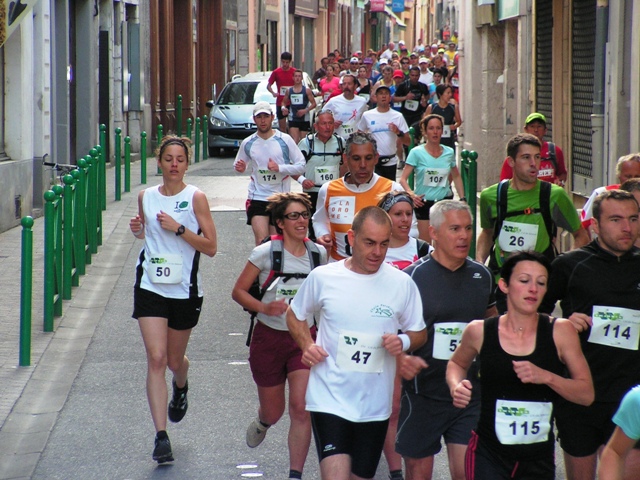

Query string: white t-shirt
[249,241,327,331]
[290,261,425,422]
[234,130,306,201]
[357,108,409,163]
[385,239,432,270]
[419,71,433,87]
[323,94,369,139]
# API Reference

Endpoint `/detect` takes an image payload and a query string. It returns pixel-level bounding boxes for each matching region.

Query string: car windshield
[217,81,274,105]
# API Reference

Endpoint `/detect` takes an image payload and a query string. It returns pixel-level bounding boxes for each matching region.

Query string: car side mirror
[206,100,214,108]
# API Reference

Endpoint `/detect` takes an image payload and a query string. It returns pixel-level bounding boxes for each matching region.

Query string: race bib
[274,277,304,305]
[279,86,292,96]
[451,77,459,87]
[393,102,403,109]
[432,322,466,360]
[423,168,449,188]
[404,99,419,111]
[290,93,304,105]
[442,125,452,138]
[495,400,552,445]
[328,196,355,225]
[146,254,182,284]
[341,124,355,136]
[498,221,539,253]
[323,92,330,102]
[538,168,554,179]
[315,165,339,184]
[358,93,370,102]
[588,306,640,350]
[336,330,385,373]
[257,169,280,185]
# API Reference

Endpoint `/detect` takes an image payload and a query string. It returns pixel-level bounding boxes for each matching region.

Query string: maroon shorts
[249,320,316,387]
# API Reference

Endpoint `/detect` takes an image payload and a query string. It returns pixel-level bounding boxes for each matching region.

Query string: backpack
[245,234,322,346]
[490,180,557,271]
[301,133,345,162]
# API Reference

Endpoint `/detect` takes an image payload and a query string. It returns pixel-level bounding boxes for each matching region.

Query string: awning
[0,0,40,48]
[383,5,406,28]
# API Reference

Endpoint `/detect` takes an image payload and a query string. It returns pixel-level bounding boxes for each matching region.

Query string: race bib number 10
[588,305,640,350]
[336,330,385,373]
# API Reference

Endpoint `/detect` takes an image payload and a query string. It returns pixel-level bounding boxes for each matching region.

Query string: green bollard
[52,185,63,317]
[19,216,34,367]
[91,147,103,247]
[176,95,183,137]
[62,174,76,299]
[157,124,164,174]
[141,131,147,184]
[460,149,479,257]
[43,190,58,331]
[95,144,106,212]
[124,136,131,193]
[194,118,200,164]
[186,117,192,140]
[99,125,107,210]
[115,128,122,201]
[202,115,208,160]
[71,167,86,277]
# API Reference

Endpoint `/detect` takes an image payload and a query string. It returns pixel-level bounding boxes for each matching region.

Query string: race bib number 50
[336,330,385,373]
[147,254,182,284]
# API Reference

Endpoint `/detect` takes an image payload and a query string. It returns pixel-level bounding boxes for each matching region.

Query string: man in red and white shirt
[267,52,296,133]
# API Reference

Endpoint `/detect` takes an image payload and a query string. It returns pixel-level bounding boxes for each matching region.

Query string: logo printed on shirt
[370,304,393,318]
[473,273,482,279]
[174,200,189,213]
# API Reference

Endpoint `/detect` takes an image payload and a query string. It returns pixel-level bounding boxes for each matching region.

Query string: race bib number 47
[336,330,385,373]
[588,305,640,350]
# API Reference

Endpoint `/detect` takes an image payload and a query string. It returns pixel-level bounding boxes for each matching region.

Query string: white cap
[379,58,389,65]
[419,57,429,64]
[398,40,405,45]
[253,101,272,116]
[350,57,359,63]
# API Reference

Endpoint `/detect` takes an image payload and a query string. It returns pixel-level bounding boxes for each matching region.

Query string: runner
[447,251,594,480]
[287,207,427,480]
[129,135,218,463]
[232,192,327,480]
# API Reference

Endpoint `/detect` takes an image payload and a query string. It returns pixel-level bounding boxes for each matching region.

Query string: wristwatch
[397,131,405,138]
[176,225,186,236]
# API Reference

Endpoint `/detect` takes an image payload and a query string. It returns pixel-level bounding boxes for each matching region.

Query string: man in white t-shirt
[380,41,396,61]
[323,75,368,139]
[287,206,427,480]
[234,101,306,245]
[357,85,410,180]
[418,57,433,86]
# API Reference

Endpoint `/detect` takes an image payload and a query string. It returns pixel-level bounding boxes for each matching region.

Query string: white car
[206,71,321,156]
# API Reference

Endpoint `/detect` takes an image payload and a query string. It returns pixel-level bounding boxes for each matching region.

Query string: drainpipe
[591,0,608,187]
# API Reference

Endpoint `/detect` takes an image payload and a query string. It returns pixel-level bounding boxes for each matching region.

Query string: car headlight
[210,117,231,128]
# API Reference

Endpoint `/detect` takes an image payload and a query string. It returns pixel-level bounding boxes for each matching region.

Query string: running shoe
[246,417,270,448]
[168,379,188,423]
[152,432,174,463]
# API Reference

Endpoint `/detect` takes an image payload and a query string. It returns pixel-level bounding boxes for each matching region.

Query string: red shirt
[499,141,567,183]
[268,67,296,106]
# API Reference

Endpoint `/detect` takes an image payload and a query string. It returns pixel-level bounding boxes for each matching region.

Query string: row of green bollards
[460,149,479,257]
[21,144,105,366]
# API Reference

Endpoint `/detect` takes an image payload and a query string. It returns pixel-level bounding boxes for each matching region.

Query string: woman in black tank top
[425,83,462,149]
[446,251,594,479]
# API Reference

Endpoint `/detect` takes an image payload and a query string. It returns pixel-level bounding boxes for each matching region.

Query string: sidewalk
[0,156,237,479]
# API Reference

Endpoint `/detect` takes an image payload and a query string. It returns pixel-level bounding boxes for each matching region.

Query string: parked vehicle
[206,71,321,157]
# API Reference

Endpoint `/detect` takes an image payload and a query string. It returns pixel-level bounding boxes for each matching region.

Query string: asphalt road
[31,153,566,479]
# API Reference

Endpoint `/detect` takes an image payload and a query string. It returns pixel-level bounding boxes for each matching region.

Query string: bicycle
[43,154,78,186]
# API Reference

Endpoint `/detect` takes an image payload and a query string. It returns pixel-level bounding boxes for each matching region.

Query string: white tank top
[135,184,203,298]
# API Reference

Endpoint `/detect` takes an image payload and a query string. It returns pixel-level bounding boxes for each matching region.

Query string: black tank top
[431,103,456,148]
[476,314,564,460]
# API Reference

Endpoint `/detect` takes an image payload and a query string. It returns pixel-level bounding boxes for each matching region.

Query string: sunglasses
[283,211,311,220]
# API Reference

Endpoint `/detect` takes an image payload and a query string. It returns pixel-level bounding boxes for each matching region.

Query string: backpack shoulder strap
[493,179,510,242]
[547,142,557,171]
[539,181,556,240]
[303,238,322,269]
[302,134,315,161]
[334,134,345,155]
[416,238,431,258]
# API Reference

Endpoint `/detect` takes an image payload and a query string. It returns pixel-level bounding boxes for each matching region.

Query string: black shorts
[310,411,388,479]
[245,199,271,226]
[414,192,454,221]
[288,120,311,131]
[375,163,397,181]
[556,399,619,457]
[396,391,479,458]
[132,287,203,330]
[276,106,287,120]
[465,431,555,480]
